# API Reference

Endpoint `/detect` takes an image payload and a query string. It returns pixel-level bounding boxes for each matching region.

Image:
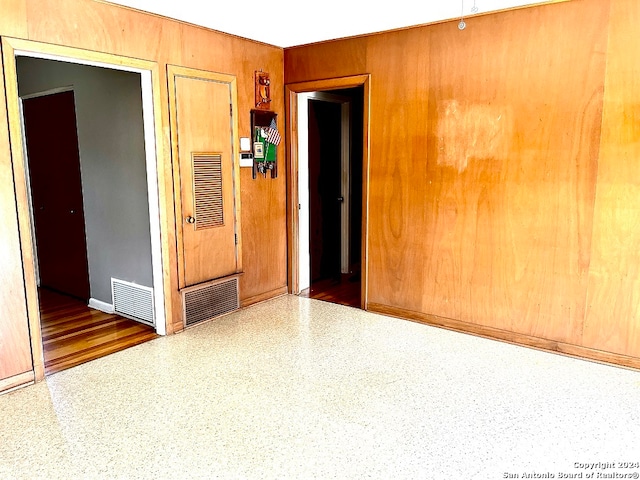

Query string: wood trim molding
[149,61,175,337]
[2,37,158,71]
[0,371,35,395]
[240,285,288,308]
[286,75,371,93]
[284,87,299,294]
[369,302,640,371]
[2,37,45,381]
[285,74,371,309]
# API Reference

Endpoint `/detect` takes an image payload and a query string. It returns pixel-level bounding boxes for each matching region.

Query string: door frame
[285,75,370,309]
[2,37,172,380]
[298,92,351,292]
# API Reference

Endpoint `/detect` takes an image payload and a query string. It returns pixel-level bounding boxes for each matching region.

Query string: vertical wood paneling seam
[581,0,613,346]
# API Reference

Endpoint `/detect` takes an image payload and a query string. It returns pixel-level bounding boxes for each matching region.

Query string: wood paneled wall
[2,0,640,383]
[583,0,640,357]
[286,0,640,366]
[0,0,287,386]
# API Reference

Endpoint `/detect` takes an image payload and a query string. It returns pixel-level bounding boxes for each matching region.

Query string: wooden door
[22,90,90,300]
[169,67,240,287]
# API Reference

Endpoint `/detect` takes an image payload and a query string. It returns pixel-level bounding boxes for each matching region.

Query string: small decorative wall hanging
[255,71,271,110]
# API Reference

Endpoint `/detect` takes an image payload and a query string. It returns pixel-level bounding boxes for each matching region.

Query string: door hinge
[230,104,233,115]
[235,234,238,245]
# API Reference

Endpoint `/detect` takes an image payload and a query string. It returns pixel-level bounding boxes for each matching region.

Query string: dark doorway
[300,86,364,308]
[22,90,90,301]
[308,99,342,283]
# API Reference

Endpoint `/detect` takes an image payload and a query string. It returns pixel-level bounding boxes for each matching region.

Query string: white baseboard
[88,298,114,314]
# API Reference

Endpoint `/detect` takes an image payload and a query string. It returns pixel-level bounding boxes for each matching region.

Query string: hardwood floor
[299,272,361,308]
[39,288,159,375]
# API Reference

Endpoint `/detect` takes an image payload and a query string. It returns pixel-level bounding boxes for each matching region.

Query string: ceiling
[105,0,557,48]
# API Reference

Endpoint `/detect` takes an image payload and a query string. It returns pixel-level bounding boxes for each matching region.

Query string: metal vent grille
[111,278,155,326]
[182,275,239,327]
[193,153,223,229]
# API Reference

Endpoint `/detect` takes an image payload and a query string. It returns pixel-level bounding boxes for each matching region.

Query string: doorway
[286,76,369,309]
[21,89,91,301]
[308,98,343,284]
[3,38,168,378]
[20,83,160,375]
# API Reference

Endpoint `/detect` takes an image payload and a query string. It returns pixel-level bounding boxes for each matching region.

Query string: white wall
[108,0,557,47]
[16,57,153,304]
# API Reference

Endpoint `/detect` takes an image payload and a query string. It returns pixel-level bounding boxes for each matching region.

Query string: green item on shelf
[254,126,276,162]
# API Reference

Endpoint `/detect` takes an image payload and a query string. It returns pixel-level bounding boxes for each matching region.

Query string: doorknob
[337,197,344,202]
[185,216,196,224]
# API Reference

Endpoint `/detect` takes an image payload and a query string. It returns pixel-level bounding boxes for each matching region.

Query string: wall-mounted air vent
[193,153,224,230]
[181,274,240,327]
[111,278,155,326]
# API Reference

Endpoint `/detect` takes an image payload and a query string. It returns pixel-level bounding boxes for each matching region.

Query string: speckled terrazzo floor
[1,295,640,480]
